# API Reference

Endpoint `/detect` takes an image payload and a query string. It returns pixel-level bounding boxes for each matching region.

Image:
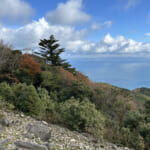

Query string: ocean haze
[67,56,150,90]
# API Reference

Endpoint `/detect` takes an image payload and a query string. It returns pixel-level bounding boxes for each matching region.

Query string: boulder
[0,119,9,127]
[0,139,9,150]
[27,122,51,141]
[0,139,9,145]
[0,124,4,130]
[15,141,48,150]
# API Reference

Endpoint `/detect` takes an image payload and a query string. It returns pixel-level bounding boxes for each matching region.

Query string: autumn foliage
[59,67,77,85]
[21,54,42,75]
[76,71,91,86]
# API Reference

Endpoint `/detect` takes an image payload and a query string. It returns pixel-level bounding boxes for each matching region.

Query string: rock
[0,124,4,130]
[112,144,118,149]
[27,122,51,141]
[15,141,48,150]
[20,113,24,118]
[0,119,9,127]
[45,143,51,150]
[42,121,48,126]
[0,146,6,150]
[70,139,76,142]
[25,133,35,139]
[0,110,133,150]
[0,139,9,145]
[0,139,9,150]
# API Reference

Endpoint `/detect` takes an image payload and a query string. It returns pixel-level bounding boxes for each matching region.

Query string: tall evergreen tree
[37,35,65,66]
[37,35,76,74]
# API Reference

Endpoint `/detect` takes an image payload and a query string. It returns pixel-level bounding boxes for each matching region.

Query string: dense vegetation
[0,36,150,150]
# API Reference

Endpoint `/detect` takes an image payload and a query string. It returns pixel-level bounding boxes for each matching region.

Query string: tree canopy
[37,35,76,74]
[37,35,64,66]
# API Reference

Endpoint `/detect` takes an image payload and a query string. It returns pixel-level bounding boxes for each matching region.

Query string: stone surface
[27,122,51,141]
[15,141,48,149]
[0,139,9,145]
[0,124,4,130]
[0,119,9,127]
[0,110,134,150]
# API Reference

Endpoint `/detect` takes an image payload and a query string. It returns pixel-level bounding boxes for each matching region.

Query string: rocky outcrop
[15,141,48,150]
[0,110,134,150]
[27,122,51,141]
[0,118,9,127]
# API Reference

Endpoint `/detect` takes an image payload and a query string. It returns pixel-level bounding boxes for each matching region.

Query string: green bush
[0,96,14,111]
[0,82,15,103]
[14,68,34,84]
[139,123,150,150]
[41,71,61,91]
[59,81,94,102]
[120,128,145,150]
[123,111,144,130]
[12,83,44,117]
[144,100,150,115]
[60,97,105,138]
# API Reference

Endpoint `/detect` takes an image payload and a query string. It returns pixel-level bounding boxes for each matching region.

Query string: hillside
[0,38,150,150]
[0,109,133,150]
[133,87,150,103]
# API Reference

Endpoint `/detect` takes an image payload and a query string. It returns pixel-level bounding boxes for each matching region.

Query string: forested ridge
[0,35,150,150]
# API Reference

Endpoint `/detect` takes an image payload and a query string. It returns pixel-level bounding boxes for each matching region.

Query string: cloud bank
[46,0,90,25]
[0,0,149,57]
[0,0,34,24]
[125,0,140,10]
[0,18,150,56]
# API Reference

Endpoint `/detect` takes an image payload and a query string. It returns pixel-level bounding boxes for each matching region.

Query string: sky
[0,0,150,89]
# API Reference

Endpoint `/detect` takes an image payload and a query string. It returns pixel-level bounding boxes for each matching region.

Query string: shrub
[0,96,14,111]
[21,54,42,76]
[41,70,61,91]
[123,111,144,130]
[139,123,150,150]
[12,83,44,117]
[144,100,150,115]
[60,97,105,138]
[0,82,15,103]
[58,81,94,102]
[0,41,21,73]
[14,68,34,84]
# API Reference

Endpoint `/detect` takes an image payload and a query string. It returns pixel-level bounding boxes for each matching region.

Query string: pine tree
[37,35,65,66]
[37,35,76,74]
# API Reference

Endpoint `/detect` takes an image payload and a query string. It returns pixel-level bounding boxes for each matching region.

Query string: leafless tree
[0,40,21,73]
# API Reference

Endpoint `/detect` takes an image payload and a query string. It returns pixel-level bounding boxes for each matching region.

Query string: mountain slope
[0,110,132,150]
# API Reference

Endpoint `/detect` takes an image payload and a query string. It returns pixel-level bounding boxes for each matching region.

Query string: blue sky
[0,0,150,89]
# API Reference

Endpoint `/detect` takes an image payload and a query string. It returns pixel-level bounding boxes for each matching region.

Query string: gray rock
[0,124,4,130]
[27,122,51,141]
[0,146,6,150]
[15,141,48,150]
[112,144,118,149]
[0,119,9,127]
[25,133,35,139]
[0,139,9,150]
[45,143,51,150]
[0,139,9,145]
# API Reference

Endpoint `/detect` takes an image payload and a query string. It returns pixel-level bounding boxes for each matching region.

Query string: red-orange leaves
[21,54,42,75]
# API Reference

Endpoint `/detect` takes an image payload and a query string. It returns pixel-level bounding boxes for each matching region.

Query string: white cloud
[0,0,34,24]
[91,23,102,30]
[91,21,112,30]
[125,0,140,10]
[145,33,150,37]
[65,34,150,55]
[0,18,150,56]
[0,18,89,49]
[46,0,90,25]
[104,21,112,28]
